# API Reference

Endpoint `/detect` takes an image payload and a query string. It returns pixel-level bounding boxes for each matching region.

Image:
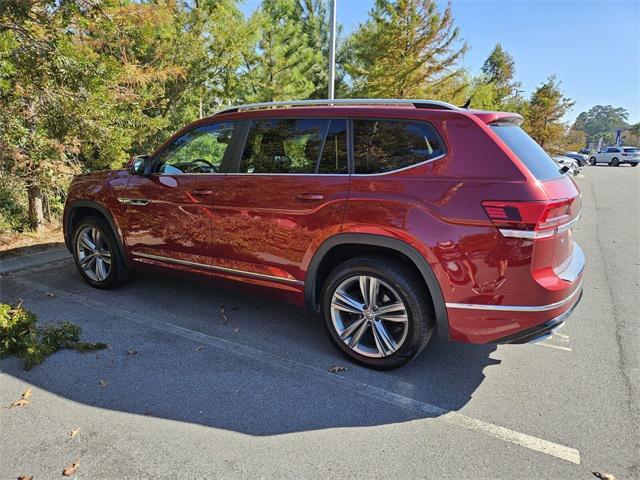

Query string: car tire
[321,255,435,370]
[611,157,620,167]
[632,163,638,167]
[589,157,596,165]
[72,215,130,289]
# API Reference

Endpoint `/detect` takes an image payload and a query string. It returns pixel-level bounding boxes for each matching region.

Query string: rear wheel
[611,157,620,166]
[589,157,596,165]
[632,163,638,167]
[321,255,434,369]
[72,215,130,289]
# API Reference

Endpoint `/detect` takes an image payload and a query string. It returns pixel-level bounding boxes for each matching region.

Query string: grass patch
[0,302,107,370]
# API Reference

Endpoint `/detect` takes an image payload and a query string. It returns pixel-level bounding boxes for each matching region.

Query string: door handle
[295,193,324,201]
[192,189,214,196]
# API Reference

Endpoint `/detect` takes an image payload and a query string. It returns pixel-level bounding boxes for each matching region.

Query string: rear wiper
[559,166,571,175]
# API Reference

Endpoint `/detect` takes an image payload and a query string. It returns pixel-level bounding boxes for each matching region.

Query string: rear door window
[353,120,445,174]
[239,118,347,174]
[490,124,561,180]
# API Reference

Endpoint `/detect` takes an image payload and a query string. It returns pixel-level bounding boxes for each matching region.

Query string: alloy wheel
[76,226,112,282]
[330,275,409,358]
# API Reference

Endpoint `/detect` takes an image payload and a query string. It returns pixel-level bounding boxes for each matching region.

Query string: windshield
[490,124,562,180]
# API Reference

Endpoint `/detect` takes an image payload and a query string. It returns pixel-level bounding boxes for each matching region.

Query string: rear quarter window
[490,124,561,181]
[353,120,446,174]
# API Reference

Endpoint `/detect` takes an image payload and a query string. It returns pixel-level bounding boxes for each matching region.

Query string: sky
[240,0,640,125]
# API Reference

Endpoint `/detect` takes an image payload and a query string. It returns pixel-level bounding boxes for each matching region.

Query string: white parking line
[536,343,573,352]
[11,276,581,465]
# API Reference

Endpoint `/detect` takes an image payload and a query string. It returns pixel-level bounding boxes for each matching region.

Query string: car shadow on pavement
[1,264,499,436]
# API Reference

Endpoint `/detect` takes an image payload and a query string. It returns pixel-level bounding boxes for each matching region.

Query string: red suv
[63,99,584,369]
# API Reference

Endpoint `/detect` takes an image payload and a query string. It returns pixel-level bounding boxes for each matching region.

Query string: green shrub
[0,302,107,370]
[0,174,30,233]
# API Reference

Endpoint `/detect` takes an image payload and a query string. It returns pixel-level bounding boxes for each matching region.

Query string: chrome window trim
[132,251,303,285]
[351,153,447,177]
[445,281,582,312]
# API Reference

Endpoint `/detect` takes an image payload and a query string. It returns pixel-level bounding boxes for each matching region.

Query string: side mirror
[131,155,153,176]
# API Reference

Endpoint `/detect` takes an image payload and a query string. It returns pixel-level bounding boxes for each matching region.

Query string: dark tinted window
[624,147,639,153]
[490,124,561,181]
[239,118,347,174]
[353,120,445,174]
[156,122,235,174]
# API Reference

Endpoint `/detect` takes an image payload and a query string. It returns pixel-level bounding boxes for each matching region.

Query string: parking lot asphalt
[1,166,638,480]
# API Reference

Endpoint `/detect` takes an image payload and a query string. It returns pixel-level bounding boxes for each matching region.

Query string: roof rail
[215,98,459,115]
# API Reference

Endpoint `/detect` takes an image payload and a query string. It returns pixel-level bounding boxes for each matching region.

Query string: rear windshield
[624,148,639,153]
[490,124,562,180]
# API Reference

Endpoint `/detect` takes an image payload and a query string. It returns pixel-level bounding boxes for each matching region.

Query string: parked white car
[552,155,580,175]
[589,146,640,167]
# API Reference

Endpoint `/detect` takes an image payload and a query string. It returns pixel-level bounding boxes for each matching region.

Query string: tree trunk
[27,183,45,231]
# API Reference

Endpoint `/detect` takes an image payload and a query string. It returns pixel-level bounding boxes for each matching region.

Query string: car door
[209,117,350,286]
[122,121,238,268]
[603,147,615,163]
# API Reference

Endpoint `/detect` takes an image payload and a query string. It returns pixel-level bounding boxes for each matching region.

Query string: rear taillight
[482,199,576,239]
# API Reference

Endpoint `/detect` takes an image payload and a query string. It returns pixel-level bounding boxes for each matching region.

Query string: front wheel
[589,157,597,165]
[72,215,130,289]
[321,255,434,369]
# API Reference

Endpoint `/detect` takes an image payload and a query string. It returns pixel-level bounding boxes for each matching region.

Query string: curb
[0,247,72,274]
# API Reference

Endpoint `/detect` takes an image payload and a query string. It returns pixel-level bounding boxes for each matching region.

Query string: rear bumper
[445,240,585,344]
[493,288,582,344]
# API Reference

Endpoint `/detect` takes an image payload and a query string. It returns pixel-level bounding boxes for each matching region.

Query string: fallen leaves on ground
[45,292,55,297]
[69,427,81,438]
[17,475,33,480]
[127,349,138,356]
[592,473,616,480]
[233,327,240,334]
[99,380,108,388]
[220,305,228,323]
[62,461,79,476]
[328,365,347,373]
[6,389,32,408]
[195,346,204,352]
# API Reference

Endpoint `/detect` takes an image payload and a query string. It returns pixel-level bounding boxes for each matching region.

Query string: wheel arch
[64,200,128,266]
[305,233,449,340]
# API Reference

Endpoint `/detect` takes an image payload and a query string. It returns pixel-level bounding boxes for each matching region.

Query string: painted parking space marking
[535,342,572,352]
[11,275,581,465]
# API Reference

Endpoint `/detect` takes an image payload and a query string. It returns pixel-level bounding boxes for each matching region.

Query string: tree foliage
[241,0,322,102]
[522,75,574,150]
[572,105,629,145]
[342,0,468,100]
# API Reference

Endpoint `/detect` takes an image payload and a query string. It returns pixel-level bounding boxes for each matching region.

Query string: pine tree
[480,43,519,102]
[343,0,467,100]
[241,0,321,102]
[523,75,574,150]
